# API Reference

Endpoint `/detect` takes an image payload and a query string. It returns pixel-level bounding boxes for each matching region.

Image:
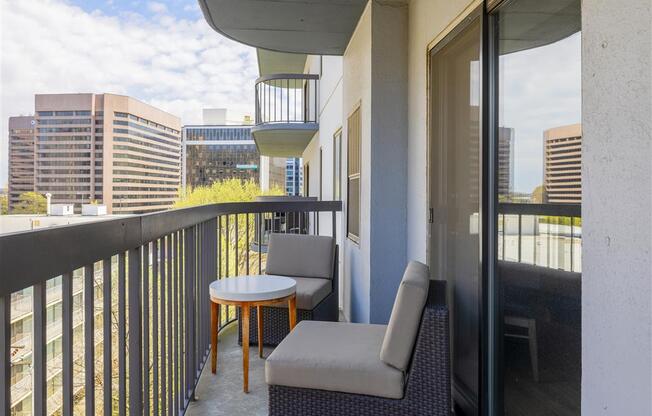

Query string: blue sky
[0,0,258,186]
[68,0,202,21]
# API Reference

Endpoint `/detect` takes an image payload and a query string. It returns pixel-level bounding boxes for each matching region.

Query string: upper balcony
[252,74,319,157]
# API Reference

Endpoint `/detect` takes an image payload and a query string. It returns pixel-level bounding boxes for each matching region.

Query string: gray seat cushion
[265,233,335,279]
[380,261,430,371]
[268,276,331,310]
[266,321,404,399]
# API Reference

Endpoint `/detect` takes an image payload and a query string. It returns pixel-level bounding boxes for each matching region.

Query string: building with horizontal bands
[32,93,182,214]
[7,116,35,211]
[544,123,582,204]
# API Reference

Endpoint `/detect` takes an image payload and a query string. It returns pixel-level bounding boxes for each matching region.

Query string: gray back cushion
[380,261,430,371]
[265,233,335,279]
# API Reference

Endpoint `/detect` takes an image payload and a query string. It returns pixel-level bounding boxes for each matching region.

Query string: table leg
[288,295,297,330]
[211,301,218,374]
[242,303,250,393]
[257,305,263,358]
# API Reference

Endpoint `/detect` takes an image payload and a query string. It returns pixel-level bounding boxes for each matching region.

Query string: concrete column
[582,0,652,414]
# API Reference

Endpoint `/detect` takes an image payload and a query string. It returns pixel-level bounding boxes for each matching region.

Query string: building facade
[182,125,259,189]
[7,116,35,211]
[544,124,582,204]
[497,127,515,199]
[285,158,303,196]
[32,93,181,214]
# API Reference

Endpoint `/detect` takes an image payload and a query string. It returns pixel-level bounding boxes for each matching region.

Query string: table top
[209,275,296,302]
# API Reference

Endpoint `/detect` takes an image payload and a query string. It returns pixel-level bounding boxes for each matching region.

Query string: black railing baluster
[167,234,173,416]
[160,237,167,416]
[33,282,46,416]
[246,214,250,275]
[128,247,143,416]
[103,258,113,415]
[118,253,127,416]
[152,241,159,416]
[143,245,151,416]
[226,215,230,277]
[84,264,95,416]
[0,295,9,416]
[235,214,239,275]
[62,272,73,415]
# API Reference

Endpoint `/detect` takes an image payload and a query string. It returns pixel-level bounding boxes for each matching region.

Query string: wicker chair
[266,262,451,416]
[238,233,339,347]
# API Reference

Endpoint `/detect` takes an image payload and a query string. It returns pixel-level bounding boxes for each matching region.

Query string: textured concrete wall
[343,2,372,323]
[368,0,409,324]
[582,0,652,414]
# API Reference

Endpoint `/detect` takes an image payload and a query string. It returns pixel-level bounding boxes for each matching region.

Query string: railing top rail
[255,73,320,84]
[498,202,581,217]
[0,200,342,297]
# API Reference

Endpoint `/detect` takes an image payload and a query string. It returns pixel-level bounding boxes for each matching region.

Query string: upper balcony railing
[0,200,341,415]
[498,203,581,272]
[255,74,319,126]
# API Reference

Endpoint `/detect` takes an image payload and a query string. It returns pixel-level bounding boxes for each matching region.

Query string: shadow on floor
[187,323,272,416]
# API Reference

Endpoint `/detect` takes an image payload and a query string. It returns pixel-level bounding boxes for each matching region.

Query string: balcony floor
[187,323,272,416]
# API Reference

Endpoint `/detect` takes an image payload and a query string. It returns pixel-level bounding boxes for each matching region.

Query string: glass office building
[182,126,260,188]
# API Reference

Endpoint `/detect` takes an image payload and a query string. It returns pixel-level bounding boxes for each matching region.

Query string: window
[333,129,342,200]
[347,107,360,242]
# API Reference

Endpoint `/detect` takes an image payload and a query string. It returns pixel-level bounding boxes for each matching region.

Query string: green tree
[12,192,47,214]
[531,184,546,203]
[0,194,7,215]
[175,179,283,277]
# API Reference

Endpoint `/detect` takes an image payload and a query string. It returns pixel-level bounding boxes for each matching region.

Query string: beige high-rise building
[7,116,36,211]
[34,93,181,213]
[544,123,582,204]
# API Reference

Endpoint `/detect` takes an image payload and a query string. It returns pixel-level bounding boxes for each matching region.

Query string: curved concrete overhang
[198,0,367,55]
[498,0,580,55]
[252,123,318,157]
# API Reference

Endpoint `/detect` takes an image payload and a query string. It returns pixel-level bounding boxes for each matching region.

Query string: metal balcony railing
[255,74,319,125]
[0,200,341,415]
[498,203,581,272]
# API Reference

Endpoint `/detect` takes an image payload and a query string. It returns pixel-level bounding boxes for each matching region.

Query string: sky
[499,32,582,194]
[0,0,258,186]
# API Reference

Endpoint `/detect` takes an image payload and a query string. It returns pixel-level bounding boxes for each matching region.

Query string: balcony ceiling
[257,49,307,76]
[252,123,318,157]
[198,0,368,55]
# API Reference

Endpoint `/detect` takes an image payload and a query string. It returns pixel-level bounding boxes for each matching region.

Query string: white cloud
[0,0,258,186]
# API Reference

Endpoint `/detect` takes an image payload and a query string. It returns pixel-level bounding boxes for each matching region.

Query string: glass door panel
[429,12,482,413]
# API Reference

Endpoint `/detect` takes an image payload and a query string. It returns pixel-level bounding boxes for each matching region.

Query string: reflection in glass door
[492,1,582,415]
[429,10,482,415]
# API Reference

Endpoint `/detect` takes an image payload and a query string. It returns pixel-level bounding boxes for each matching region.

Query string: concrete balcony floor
[187,323,272,416]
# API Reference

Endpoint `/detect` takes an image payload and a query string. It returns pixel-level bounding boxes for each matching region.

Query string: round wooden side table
[209,275,297,393]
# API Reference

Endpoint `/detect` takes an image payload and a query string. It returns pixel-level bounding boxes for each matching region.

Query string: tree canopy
[12,192,47,214]
[174,179,283,208]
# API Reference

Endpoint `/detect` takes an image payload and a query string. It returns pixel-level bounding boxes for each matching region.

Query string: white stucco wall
[582,0,652,414]
[406,0,479,264]
[302,54,346,316]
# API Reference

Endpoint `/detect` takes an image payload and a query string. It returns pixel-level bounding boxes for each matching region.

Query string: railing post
[128,246,143,415]
[118,253,127,416]
[0,295,10,416]
[62,272,73,416]
[33,282,46,416]
[84,264,95,416]
[103,259,113,416]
